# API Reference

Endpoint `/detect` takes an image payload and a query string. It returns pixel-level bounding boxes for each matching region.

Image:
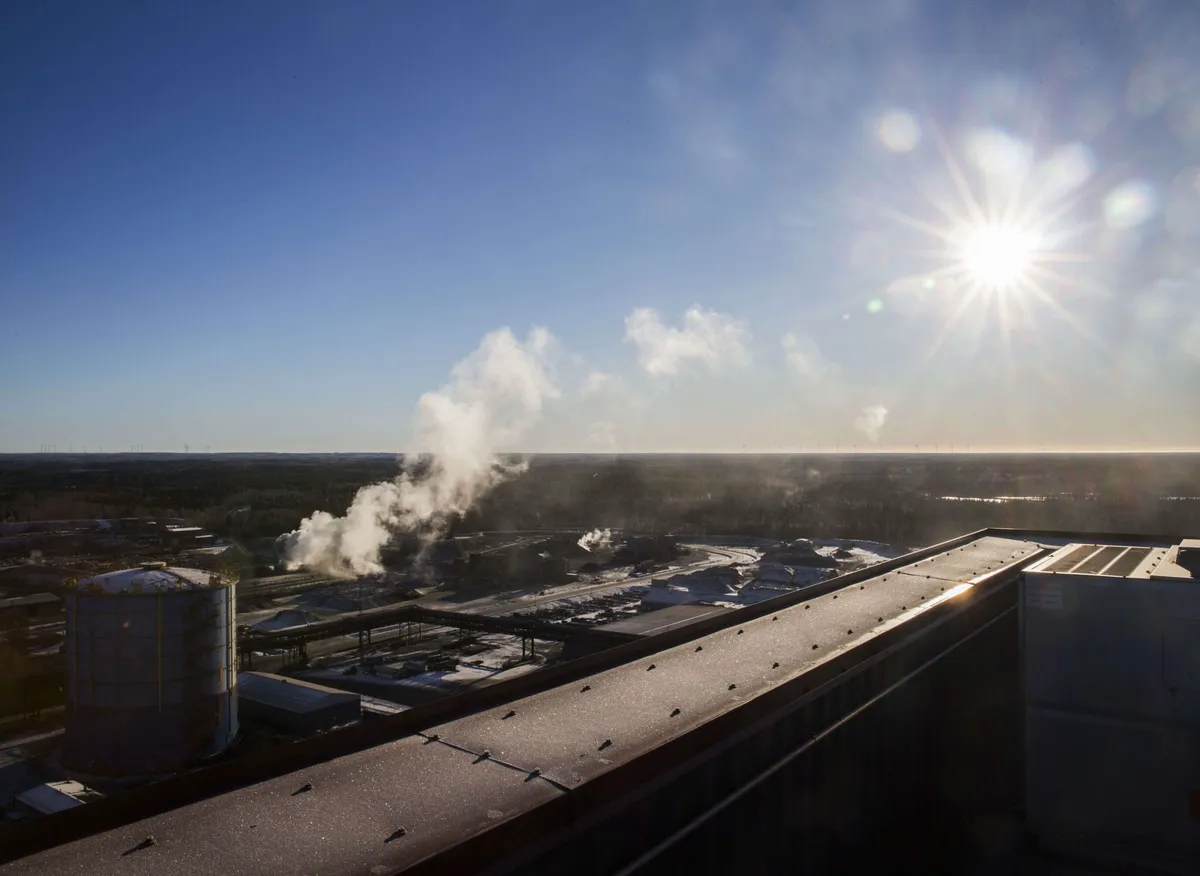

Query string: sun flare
[958,224,1041,291]
[876,121,1100,370]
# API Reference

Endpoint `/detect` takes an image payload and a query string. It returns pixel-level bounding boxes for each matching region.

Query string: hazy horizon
[6,447,1200,457]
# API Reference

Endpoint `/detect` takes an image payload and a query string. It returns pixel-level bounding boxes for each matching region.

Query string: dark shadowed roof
[2,533,1046,876]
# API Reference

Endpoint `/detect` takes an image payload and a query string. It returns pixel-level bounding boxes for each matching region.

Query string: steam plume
[578,528,613,552]
[280,327,558,577]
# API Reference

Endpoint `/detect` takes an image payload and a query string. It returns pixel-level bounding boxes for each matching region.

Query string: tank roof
[74,566,226,594]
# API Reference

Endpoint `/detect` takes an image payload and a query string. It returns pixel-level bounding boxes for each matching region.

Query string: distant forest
[3,453,1200,550]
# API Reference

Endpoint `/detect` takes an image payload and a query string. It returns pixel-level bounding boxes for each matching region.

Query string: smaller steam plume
[577,528,613,552]
[280,327,558,577]
[855,405,888,443]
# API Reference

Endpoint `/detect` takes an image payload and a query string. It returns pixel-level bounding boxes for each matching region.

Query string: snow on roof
[16,781,99,815]
[360,695,410,716]
[75,566,223,594]
[251,609,319,631]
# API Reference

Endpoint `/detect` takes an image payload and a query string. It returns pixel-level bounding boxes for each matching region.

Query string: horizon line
[3,448,1200,457]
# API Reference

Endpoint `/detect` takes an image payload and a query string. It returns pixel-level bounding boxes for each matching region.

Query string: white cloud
[624,305,750,376]
[854,405,888,443]
[581,370,619,396]
[781,332,838,382]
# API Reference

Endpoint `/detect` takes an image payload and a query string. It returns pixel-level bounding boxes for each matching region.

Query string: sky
[3,0,1200,453]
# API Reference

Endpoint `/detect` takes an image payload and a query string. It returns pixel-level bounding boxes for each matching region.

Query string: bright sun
[959,224,1040,291]
[878,122,1094,363]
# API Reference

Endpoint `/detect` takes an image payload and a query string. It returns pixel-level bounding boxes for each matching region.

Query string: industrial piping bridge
[239,603,640,669]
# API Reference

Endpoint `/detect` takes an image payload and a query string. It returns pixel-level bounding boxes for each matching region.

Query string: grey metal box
[1021,545,1200,873]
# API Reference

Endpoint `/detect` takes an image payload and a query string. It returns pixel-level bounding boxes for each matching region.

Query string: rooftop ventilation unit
[1022,540,1200,872]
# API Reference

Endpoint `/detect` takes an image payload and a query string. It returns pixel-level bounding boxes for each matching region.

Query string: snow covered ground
[303,633,544,700]
[812,538,908,567]
[250,609,321,631]
[629,538,904,611]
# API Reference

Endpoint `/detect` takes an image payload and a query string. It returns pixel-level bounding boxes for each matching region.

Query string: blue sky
[3,0,1199,452]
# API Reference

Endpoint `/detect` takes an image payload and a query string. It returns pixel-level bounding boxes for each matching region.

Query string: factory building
[466,547,568,584]
[0,565,85,597]
[641,566,741,608]
[237,672,361,737]
[62,564,238,776]
[614,535,682,565]
[760,539,838,568]
[0,593,61,626]
[596,603,733,636]
[9,530,1200,875]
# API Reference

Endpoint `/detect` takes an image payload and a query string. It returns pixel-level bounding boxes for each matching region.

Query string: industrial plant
[1,522,852,826]
[4,516,1200,876]
[2,526,1198,875]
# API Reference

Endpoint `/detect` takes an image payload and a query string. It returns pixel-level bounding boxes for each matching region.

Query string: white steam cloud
[280,327,559,577]
[578,528,613,551]
[854,405,888,443]
[625,305,750,376]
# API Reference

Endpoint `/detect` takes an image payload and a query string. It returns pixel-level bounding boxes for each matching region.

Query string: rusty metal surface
[2,535,1040,876]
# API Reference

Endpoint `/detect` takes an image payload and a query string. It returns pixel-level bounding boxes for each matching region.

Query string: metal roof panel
[3,735,562,876]
[429,537,1040,788]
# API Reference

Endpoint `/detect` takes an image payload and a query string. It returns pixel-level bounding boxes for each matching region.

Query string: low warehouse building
[237,672,361,736]
[0,593,62,625]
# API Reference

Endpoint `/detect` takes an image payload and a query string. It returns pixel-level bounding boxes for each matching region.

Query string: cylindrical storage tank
[63,564,238,776]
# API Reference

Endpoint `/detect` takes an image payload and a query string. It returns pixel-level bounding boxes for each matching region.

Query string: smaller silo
[63,564,238,776]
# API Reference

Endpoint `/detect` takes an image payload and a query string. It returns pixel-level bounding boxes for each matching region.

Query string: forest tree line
[3,453,1200,550]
